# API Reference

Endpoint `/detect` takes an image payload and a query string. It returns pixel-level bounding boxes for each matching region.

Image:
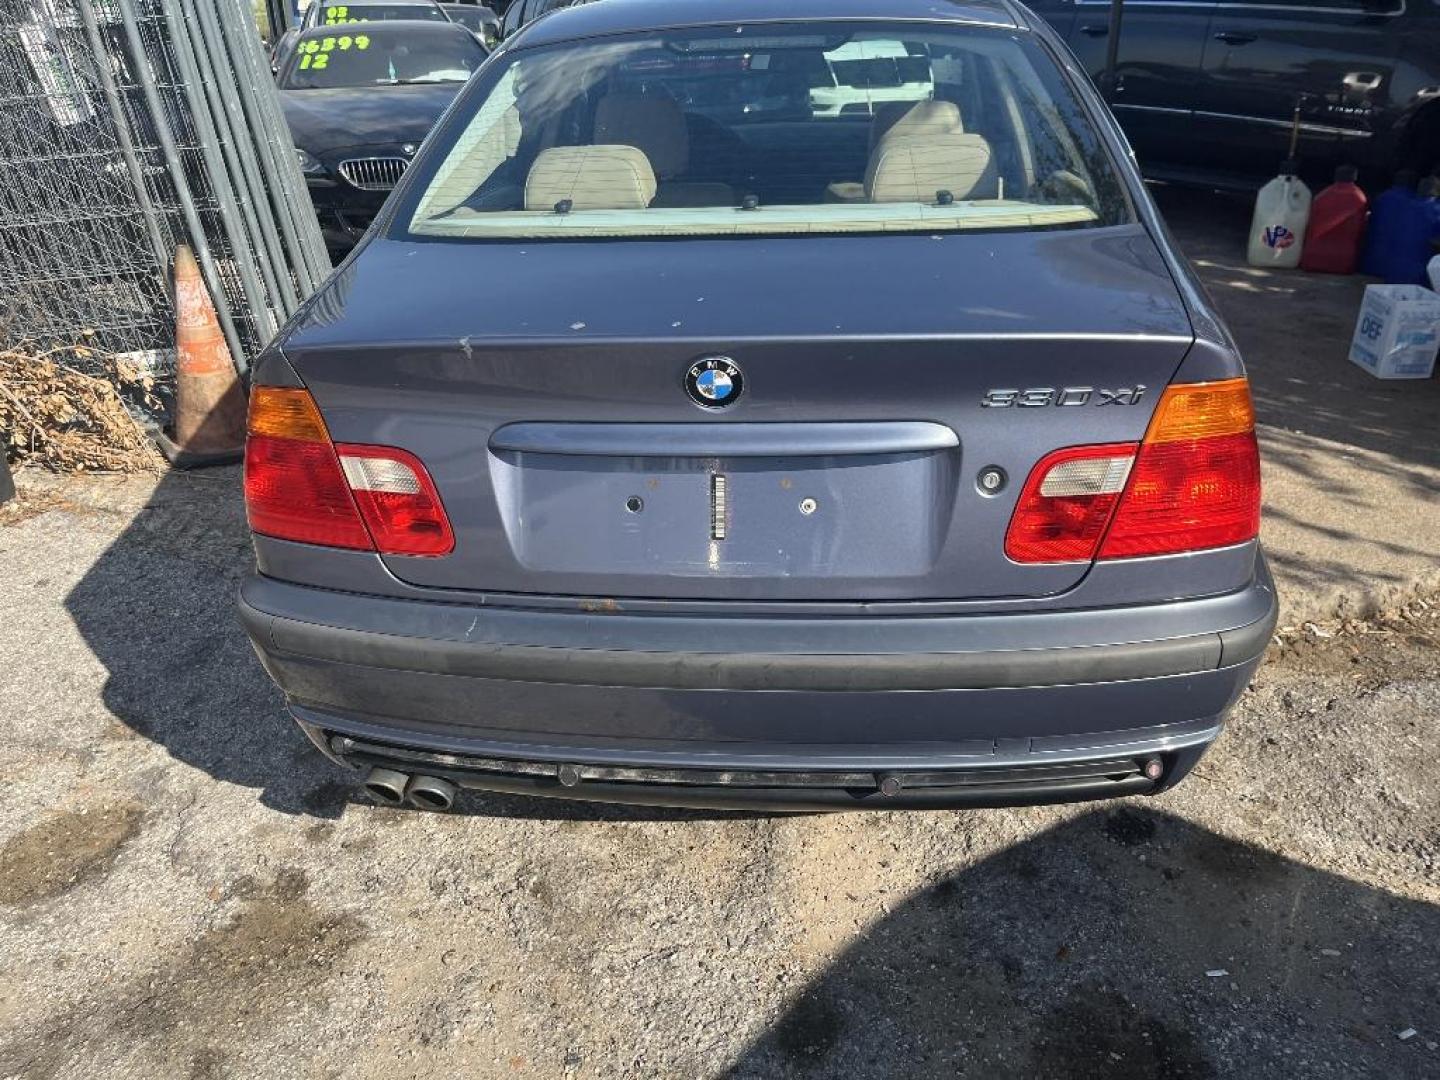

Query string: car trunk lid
[284,225,1193,601]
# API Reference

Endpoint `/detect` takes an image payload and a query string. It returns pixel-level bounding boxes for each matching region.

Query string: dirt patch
[1269,593,1440,685]
[0,797,144,906]
[0,487,71,526]
[0,867,364,1078]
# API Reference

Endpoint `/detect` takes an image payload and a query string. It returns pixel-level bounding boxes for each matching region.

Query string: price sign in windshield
[297,33,371,70]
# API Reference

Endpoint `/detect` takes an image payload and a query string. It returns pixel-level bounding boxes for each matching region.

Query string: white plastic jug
[1247,165,1312,269]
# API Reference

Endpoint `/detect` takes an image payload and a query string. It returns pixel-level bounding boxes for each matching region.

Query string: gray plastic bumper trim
[240,567,1278,694]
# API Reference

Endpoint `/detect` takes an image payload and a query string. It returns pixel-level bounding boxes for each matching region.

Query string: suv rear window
[398,22,1131,240]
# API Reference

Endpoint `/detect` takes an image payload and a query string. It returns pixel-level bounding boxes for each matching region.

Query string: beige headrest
[594,93,687,179]
[524,145,657,212]
[871,100,963,152]
[867,133,993,203]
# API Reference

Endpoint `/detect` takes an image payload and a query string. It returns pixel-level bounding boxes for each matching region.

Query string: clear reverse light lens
[340,454,422,494]
[1038,455,1133,498]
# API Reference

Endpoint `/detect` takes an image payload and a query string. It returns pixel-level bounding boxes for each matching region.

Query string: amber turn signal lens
[1143,377,1255,444]
[247,385,331,443]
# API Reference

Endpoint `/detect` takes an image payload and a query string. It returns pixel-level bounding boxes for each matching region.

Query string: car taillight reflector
[244,387,453,556]
[336,445,454,556]
[1005,378,1261,564]
[245,387,372,550]
[1005,443,1139,563]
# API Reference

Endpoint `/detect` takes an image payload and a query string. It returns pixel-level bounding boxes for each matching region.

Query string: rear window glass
[315,3,449,23]
[281,28,482,88]
[396,22,1130,240]
[444,6,486,29]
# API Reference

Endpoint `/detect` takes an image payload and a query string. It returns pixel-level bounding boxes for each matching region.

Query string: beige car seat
[866,133,994,204]
[524,145,657,211]
[593,92,734,208]
[826,100,965,202]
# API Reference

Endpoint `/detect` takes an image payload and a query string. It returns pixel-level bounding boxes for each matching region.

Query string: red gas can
[1301,165,1369,275]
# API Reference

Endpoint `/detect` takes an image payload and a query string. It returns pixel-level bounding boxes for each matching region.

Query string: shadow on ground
[727,807,1439,1079]
[1153,185,1440,471]
[59,466,748,822]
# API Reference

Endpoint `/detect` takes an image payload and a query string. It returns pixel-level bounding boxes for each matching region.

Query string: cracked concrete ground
[0,188,1437,1079]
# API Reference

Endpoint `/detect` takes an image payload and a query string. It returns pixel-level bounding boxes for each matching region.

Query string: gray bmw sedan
[239,0,1278,812]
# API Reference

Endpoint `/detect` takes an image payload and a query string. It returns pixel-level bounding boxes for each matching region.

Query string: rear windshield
[445,6,486,29]
[396,22,1131,241]
[315,3,449,24]
[281,28,483,88]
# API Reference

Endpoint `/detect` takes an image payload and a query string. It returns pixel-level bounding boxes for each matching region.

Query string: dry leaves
[0,344,164,473]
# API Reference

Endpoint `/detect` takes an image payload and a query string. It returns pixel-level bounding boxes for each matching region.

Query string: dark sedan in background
[271,0,451,75]
[277,21,485,257]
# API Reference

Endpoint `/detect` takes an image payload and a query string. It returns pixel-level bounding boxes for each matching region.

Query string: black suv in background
[1026,0,1440,187]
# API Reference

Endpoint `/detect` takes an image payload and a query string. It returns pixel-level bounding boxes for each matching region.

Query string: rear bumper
[239,554,1278,809]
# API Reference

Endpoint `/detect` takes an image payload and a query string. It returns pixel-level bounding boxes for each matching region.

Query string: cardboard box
[1349,284,1440,380]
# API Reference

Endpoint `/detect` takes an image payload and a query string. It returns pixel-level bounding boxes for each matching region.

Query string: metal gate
[0,0,328,377]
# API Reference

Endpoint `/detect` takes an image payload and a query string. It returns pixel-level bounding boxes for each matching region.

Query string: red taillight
[244,387,453,556]
[1099,432,1260,559]
[335,444,454,556]
[1005,378,1261,564]
[245,387,372,550]
[1004,443,1138,563]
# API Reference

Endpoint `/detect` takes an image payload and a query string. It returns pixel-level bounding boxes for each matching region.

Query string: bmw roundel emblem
[685,356,744,409]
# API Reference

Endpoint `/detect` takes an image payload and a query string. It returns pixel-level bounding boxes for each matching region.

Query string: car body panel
[1035,0,1222,174]
[280,84,461,158]
[240,558,1274,749]
[283,226,1195,601]
[510,0,1019,48]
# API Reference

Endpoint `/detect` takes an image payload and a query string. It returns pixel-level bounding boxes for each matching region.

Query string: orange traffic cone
[157,244,246,467]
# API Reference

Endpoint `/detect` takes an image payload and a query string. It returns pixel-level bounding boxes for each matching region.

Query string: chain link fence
[0,0,326,388]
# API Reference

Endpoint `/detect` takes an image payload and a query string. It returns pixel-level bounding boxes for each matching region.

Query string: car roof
[314,0,442,8]
[512,0,1022,49]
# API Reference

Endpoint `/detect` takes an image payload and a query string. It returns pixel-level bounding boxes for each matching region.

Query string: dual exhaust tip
[363,767,457,811]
